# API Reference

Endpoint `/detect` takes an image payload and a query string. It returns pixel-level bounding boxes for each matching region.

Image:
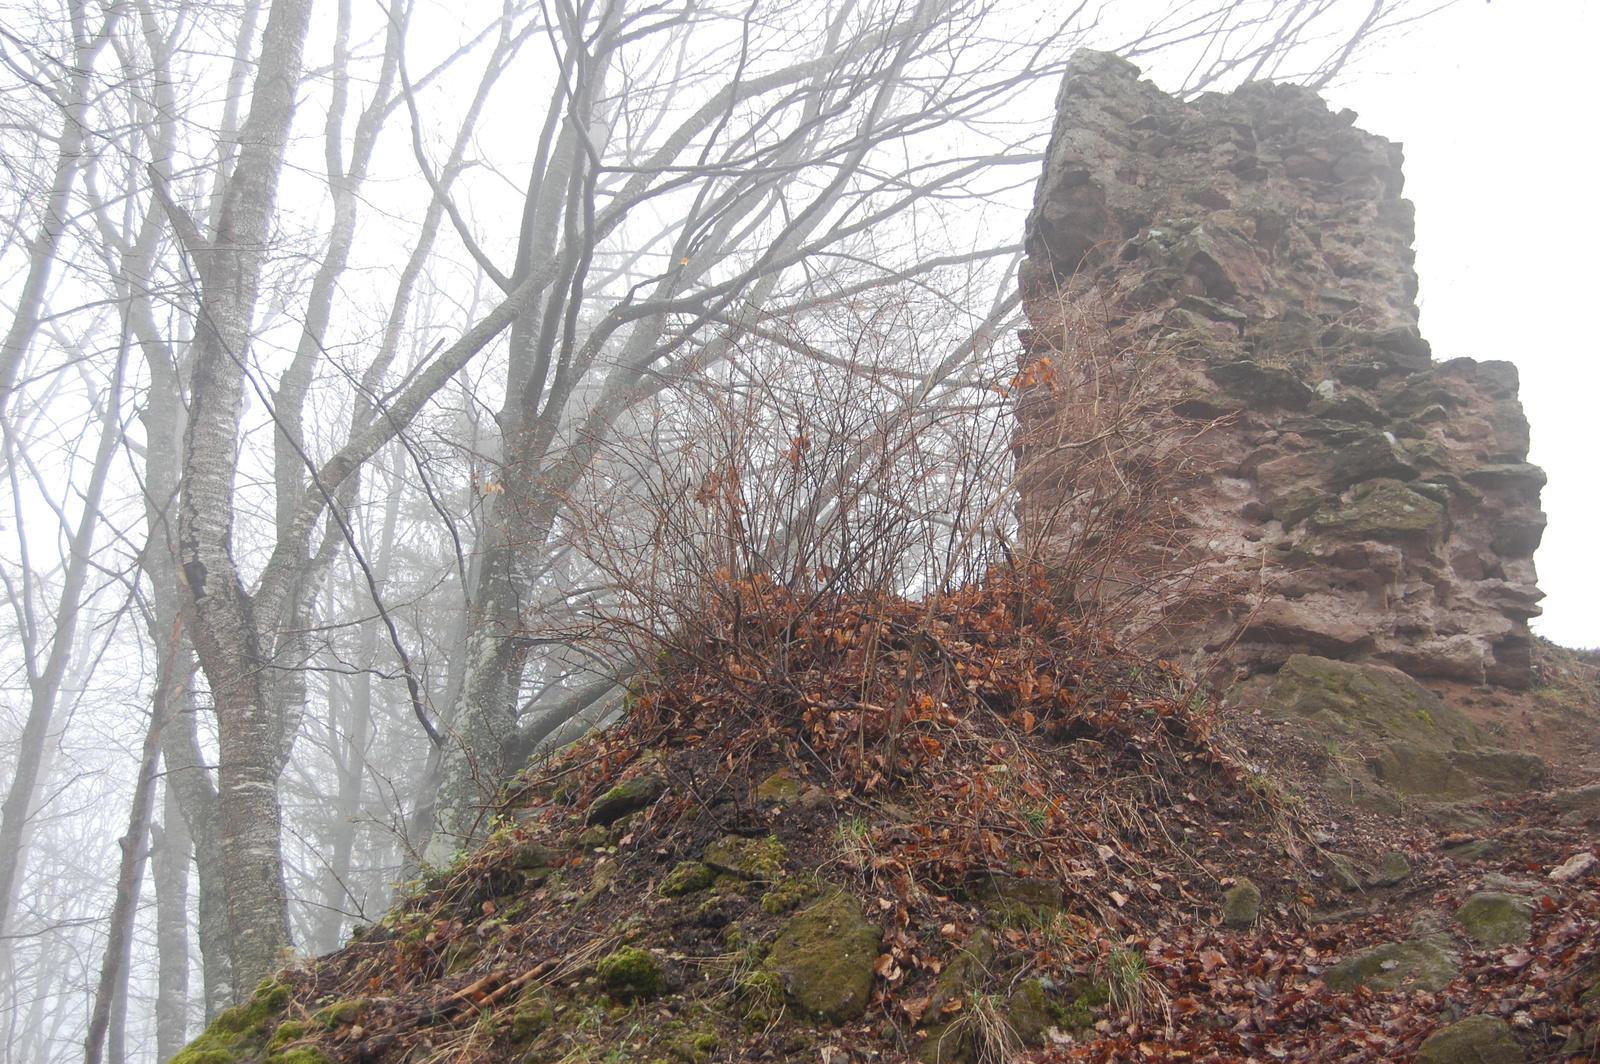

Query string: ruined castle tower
[1015,50,1545,687]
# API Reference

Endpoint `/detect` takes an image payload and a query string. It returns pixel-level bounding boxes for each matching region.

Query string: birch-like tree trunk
[152,783,193,1062]
[172,0,315,991]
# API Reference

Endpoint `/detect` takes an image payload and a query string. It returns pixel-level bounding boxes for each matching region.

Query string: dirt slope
[175,570,1600,1064]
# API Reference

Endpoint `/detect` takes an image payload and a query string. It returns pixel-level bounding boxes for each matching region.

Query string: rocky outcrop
[1015,49,1545,687]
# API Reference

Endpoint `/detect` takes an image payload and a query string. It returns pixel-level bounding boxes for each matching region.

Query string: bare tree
[0,0,1442,1053]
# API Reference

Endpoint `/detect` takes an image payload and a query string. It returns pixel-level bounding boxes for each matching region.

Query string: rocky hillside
[170,570,1599,1064]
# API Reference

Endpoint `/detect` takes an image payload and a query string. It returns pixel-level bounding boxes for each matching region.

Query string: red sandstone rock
[1016,50,1545,687]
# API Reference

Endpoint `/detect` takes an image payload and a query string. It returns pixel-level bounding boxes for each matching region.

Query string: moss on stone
[168,981,295,1064]
[266,1023,305,1050]
[766,890,881,1022]
[311,999,366,1029]
[759,878,816,916]
[1456,893,1534,947]
[1323,936,1458,992]
[586,774,668,826]
[702,835,786,880]
[1367,851,1412,887]
[755,773,802,804]
[1268,655,1478,748]
[668,1031,721,1064]
[266,1050,333,1064]
[660,860,716,896]
[1005,979,1054,1047]
[1222,878,1261,928]
[926,931,995,1018]
[596,946,665,1000]
[1415,1015,1525,1064]
[510,1000,554,1042]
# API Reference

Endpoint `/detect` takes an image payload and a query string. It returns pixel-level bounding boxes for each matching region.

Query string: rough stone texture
[1260,655,1546,805]
[767,891,882,1022]
[1222,878,1261,927]
[1367,851,1412,888]
[1415,1016,1525,1064]
[585,774,667,825]
[1015,49,1545,688]
[1553,785,1600,826]
[967,872,1066,922]
[1322,936,1458,992]
[1455,892,1534,947]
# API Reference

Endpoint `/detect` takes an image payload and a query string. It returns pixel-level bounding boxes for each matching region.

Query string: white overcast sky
[1322,0,1597,648]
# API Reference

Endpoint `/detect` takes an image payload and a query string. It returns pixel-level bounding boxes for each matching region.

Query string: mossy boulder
[510,840,560,869]
[760,878,817,915]
[736,968,785,1024]
[1367,851,1412,888]
[510,998,554,1042]
[1370,743,1478,800]
[1006,979,1056,1047]
[926,930,995,1018]
[1455,893,1534,947]
[767,890,881,1022]
[170,982,327,1064]
[968,873,1065,923]
[311,999,365,1029]
[1451,749,1547,793]
[1222,879,1261,928]
[1323,853,1365,892]
[660,860,716,896]
[586,774,667,826]
[1267,656,1478,750]
[702,835,786,880]
[1323,936,1458,992]
[755,773,802,804]
[596,946,666,1000]
[668,1031,720,1064]
[1553,785,1600,826]
[1415,1015,1524,1064]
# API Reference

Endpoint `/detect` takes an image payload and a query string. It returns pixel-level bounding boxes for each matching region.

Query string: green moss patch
[170,982,303,1064]
[661,860,717,896]
[703,834,787,879]
[596,946,666,1000]
[767,891,881,1022]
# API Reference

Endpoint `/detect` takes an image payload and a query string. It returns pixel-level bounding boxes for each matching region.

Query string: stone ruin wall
[1014,50,1546,688]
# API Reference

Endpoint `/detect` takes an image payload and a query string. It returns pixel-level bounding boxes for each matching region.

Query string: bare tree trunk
[152,783,192,1063]
[0,2,119,415]
[172,0,314,991]
[0,325,129,948]
[84,621,175,1064]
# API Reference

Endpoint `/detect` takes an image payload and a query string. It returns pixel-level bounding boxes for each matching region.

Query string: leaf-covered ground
[238,570,1597,1064]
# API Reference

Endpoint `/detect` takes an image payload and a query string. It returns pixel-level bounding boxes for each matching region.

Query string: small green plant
[954,992,1023,1064]
[1098,946,1167,1025]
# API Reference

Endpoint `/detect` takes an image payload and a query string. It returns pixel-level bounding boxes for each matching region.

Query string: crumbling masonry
[1015,50,1545,687]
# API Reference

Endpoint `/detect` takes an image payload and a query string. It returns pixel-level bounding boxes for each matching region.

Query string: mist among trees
[0,0,1436,1059]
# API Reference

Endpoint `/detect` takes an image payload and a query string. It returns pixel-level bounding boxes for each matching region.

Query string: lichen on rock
[1322,936,1458,993]
[1455,892,1534,947]
[1415,1015,1525,1064]
[766,890,881,1022]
